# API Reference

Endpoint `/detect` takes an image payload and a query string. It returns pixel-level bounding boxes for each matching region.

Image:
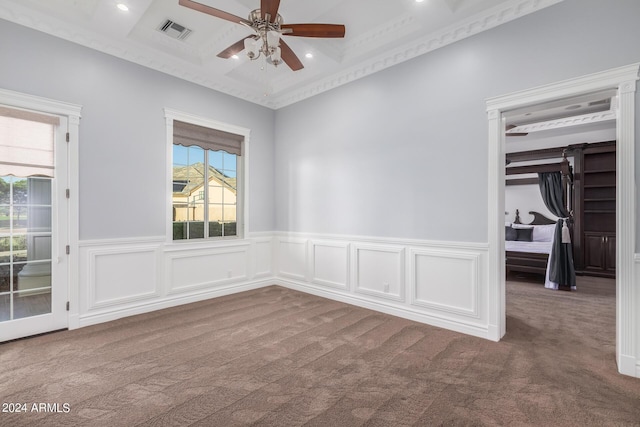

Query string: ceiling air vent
[158,19,192,41]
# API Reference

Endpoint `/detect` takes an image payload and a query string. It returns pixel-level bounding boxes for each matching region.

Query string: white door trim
[0,87,82,334]
[486,63,639,377]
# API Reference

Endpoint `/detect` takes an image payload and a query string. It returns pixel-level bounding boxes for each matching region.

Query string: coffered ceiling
[0,0,562,109]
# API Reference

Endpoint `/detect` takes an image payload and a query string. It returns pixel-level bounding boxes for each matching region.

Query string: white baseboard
[617,353,640,378]
[277,278,490,340]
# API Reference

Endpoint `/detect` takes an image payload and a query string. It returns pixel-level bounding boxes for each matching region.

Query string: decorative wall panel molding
[275,232,490,340]
[85,244,161,310]
[166,246,249,294]
[78,236,273,328]
[353,244,405,302]
[410,249,481,318]
[276,238,308,281]
[252,237,274,279]
[310,240,350,291]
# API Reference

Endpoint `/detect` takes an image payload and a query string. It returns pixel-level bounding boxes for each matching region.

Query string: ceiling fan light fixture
[270,46,282,66]
[266,30,281,53]
[244,37,259,59]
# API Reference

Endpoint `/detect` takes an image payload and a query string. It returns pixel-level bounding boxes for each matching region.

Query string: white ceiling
[0,0,563,109]
[504,89,617,152]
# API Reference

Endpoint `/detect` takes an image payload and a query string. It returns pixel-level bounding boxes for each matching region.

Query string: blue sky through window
[174,145,236,177]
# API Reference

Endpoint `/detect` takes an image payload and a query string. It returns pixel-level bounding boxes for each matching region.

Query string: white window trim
[164,108,250,243]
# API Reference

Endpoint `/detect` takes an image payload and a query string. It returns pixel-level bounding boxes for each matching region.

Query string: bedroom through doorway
[502,91,618,363]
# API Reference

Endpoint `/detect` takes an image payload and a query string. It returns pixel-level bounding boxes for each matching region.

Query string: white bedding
[505,240,552,254]
[505,236,575,290]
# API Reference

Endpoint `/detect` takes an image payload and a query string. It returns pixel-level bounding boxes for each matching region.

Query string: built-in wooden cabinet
[583,232,615,275]
[576,142,616,278]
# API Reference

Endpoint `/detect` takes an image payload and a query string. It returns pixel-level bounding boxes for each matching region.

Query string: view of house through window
[171,120,241,240]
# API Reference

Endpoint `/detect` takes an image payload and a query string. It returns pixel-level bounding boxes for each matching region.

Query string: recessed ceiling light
[416,0,425,3]
[305,53,313,59]
[231,55,239,59]
[117,3,129,12]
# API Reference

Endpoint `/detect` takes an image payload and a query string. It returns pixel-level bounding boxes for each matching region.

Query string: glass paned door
[0,105,68,342]
[0,177,53,322]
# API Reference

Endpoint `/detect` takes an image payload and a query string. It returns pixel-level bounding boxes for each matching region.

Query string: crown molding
[507,110,616,134]
[269,0,564,108]
[0,0,563,110]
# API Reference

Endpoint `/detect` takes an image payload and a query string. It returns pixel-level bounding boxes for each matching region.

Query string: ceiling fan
[178,0,346,71]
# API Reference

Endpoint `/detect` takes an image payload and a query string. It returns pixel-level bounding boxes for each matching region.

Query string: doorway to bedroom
[486,63,639,377]
[502,94,618,368]
[503,91,617,287]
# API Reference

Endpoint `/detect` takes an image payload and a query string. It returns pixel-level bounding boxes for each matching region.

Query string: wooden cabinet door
[605,235,616,272]
[584,233,605,271]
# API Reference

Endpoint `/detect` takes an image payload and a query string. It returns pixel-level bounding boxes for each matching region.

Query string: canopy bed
[505,154,577,290]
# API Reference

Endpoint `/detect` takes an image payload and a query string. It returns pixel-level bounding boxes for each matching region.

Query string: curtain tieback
[561,218,571,244]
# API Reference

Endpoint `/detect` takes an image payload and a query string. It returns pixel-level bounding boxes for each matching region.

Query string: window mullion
[203,151,209,239]
[220,154,225,237]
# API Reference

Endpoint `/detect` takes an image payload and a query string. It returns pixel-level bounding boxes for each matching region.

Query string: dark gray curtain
[539,172,576,289]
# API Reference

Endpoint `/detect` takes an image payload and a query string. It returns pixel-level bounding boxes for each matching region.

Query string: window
[169,117,245,241]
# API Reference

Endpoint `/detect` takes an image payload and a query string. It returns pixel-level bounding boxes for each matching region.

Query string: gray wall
[2,0,639,244]
[0,19,276,240]
[274,0,640,243]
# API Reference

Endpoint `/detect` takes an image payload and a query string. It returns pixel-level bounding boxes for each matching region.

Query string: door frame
[486,63,639,377]
[0,88,82,338]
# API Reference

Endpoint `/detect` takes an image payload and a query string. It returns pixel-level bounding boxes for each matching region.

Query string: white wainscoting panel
[275,232,490,339]
[276,238,308,280]
[86,244,161,310]
[78,237,273,328]
[353,244,405,302]
[311,240,349,290]
[410,249,480,318]
[78,232,493,342]
[167,246,249,294]
[252,237,273,278]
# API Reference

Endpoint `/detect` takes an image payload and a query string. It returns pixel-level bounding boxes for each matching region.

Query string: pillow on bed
[533,224,556,242]
[511,224,534,229]
[515,228,533,242]
[505,225,517,241]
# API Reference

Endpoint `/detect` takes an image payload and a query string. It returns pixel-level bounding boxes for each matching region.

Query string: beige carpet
[1,277,639,426]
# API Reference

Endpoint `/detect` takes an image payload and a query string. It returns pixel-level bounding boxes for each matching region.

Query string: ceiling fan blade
[279,39,304,71]
[178,0,250,25]
[281,23,346,38]
[217,37,253,58]
[261,0,281,22]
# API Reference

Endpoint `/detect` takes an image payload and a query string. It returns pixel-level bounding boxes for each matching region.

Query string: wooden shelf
[584,184,615,189]
[584,169,616,174]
